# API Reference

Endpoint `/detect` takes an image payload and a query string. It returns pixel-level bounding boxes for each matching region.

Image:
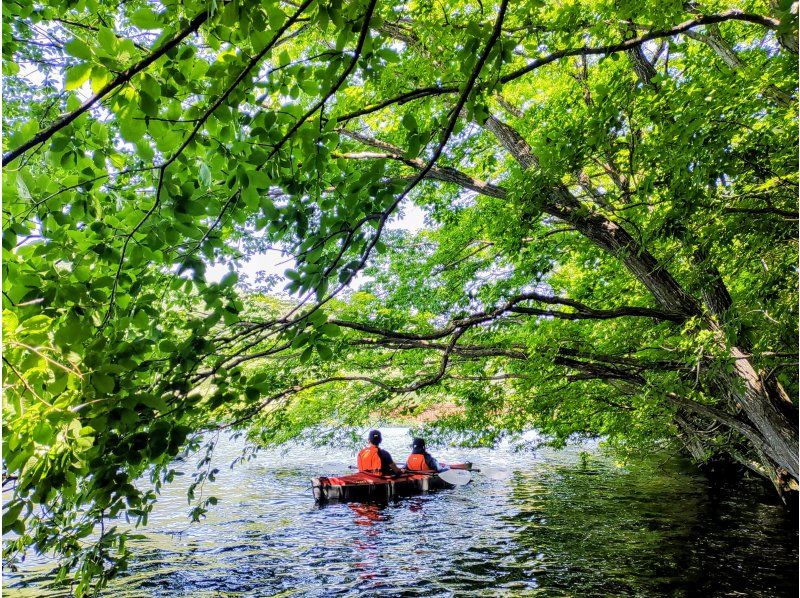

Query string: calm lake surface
[6,428,798,596]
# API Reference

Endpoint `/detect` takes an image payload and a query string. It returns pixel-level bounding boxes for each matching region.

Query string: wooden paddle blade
[437,468,471,486]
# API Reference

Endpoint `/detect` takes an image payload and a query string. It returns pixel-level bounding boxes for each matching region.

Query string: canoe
[312,463,472,503]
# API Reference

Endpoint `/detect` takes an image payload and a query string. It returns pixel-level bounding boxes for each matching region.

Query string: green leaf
[32,422,54,444]
[65,63,92,90]
[2,502,25,534]
[291,332,310,349]
[158,339,177,353]
[308,310,327,326]
[73,266,91,282]
[319,322,341,337]
[91,372,115,394]
[119,114,146,143]
[65,39,92,60]
[130,8,162,29]
[132,309,149,329]
[222,309,239,325]
[401,113,418,132]
[405,134,422,158]
[139,75,161,100]
[3,229,16,250]
[317,343,333,360]
[378,49,400,63]
[267,7,285,30]
[97,27,117,54]
[299,346,313,363]
[220,272,238,288]
[90,66,112,94]
[139,92,159,117]
[198,162,212,187]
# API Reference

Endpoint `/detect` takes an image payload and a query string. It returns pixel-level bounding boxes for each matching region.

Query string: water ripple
[5,429,797,597]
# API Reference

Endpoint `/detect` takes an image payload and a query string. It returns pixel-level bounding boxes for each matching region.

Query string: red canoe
[312,463,472,502]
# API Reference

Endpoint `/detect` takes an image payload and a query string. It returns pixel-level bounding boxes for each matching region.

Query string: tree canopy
[2,0,798,593]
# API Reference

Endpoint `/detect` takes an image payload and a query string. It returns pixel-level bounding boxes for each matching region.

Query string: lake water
[6,428,798,596]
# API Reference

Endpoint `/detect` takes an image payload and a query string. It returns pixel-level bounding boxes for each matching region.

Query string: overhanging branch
[3,10,211,166]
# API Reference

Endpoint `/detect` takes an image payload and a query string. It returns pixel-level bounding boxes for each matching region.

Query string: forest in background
[2,0,797,593]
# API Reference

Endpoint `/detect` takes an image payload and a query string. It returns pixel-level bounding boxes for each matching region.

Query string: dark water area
[6,429,798,597]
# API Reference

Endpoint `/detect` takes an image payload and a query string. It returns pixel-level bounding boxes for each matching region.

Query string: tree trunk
[769,0,799,54]
[674,413,709,462]
[692,246,733,318]
[693,245,799,481]
[481,113,800,487]
[625,45,658,86]
[484,114,701,317]
[684,25,793,107]
[726,342,799,479]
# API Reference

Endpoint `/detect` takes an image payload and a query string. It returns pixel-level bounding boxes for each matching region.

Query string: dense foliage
[3,0,797,592]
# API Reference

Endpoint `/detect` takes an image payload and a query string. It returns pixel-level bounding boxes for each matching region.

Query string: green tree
[3,0,797,592]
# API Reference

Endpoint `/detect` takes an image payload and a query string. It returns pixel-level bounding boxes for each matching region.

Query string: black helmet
[368,429,382,445]
[411,437,425,451]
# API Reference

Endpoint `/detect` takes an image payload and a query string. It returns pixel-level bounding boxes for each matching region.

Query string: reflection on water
[5,429,798,597]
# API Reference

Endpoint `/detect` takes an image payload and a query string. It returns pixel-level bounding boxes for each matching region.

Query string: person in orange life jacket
[357,430,403,476]
[404,438,449,472]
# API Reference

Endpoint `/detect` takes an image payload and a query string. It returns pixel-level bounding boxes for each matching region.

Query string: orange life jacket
[406,453,434,472]
[357,445,383,473]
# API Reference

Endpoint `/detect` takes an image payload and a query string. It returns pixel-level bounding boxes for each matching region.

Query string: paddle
[437,468,471,486]
[347,465,471,485]
[448,462,480,471]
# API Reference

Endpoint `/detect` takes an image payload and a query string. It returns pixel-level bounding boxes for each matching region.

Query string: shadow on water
[497,457,798,597]
[5,431,798,597]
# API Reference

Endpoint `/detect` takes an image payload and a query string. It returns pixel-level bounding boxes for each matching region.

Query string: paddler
[404,438,450,473]
[357,429,404,476]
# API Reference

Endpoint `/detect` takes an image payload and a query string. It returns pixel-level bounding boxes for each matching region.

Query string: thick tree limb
[510,304,684,323]
[335,129,508,198]
[482,113,703,316]
[332,291,682,343]
[499,11,779,83]
[685,25,793,107]
[554,354,648,384]
[351,338,528,360]
[663,392,766,449]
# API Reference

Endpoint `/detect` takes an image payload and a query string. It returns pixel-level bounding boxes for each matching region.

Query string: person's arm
[381,449,404,475]
[426,453,449,472]
[387,451,404,475]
